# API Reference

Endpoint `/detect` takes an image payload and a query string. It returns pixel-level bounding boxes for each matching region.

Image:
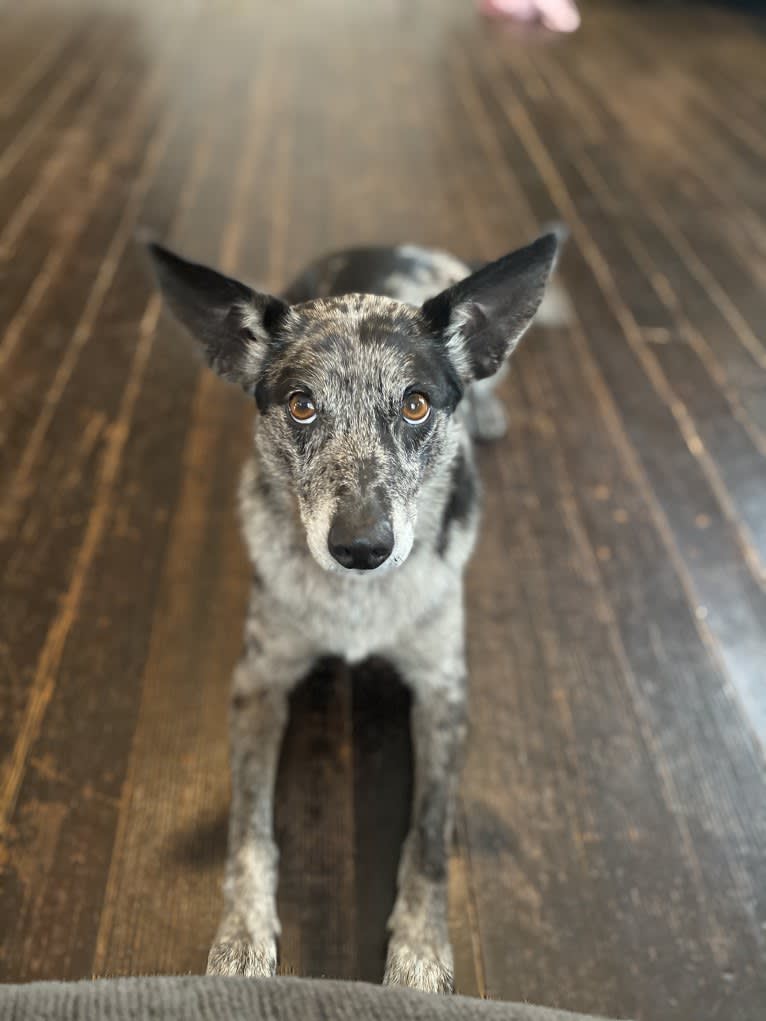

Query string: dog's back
[283,239,568,321]
[283,244,471,307]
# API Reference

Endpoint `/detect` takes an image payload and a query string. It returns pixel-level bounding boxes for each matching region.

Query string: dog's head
[146,235,558,574]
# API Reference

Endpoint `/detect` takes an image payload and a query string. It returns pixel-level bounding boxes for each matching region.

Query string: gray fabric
[0,975,625,1020]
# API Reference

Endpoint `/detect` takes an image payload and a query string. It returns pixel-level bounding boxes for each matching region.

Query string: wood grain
[1,2,765,1019]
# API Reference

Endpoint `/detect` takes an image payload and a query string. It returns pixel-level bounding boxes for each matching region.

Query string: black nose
[328,514,394,570]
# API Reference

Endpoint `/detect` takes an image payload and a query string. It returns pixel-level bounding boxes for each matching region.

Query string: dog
[146,230,563,993]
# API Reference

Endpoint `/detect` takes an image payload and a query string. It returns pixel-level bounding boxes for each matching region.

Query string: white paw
[383,940,454,994]
[206,937,277,977]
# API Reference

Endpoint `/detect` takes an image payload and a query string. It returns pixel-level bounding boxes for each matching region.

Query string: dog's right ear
[143,239,288,392]
[421,233,559,382]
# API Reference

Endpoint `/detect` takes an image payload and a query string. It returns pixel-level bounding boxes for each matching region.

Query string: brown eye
[401,392,431,424]
[288,391,317,424]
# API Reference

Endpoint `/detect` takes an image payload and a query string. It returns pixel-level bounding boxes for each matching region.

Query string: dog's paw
[383,940,454,994]
[206,937,277,977]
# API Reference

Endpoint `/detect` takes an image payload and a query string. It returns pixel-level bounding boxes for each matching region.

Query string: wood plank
[0,22,124,244]
[0,11,98,169]
[531,322,765,989]
[556,27,766,378]
[519,140,766,574]
[0,13,182,396]
[461,335,766,1018]
[432,33,627,1015]
[433,19,766,1016]
[275,663,357,980]
[461,33,766,748]
[0,20,195,824]
[0,10,84,118]
[88,371,252,976]
[0,2,765,1016]
[0,12,243,981]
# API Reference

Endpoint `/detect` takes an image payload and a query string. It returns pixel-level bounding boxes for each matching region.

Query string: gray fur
[146,232,561,993]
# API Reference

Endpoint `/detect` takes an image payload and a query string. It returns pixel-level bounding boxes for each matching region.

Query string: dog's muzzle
[327,496,394,571]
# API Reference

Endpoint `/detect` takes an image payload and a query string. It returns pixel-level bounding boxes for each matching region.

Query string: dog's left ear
[421,233,559,381]
[144,240,288,392]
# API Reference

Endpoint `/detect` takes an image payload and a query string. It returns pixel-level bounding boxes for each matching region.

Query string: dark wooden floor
[1,1,765,1017]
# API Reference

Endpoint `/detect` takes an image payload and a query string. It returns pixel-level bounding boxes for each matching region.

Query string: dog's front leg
[384,608,468,995]
[207,625,314,978]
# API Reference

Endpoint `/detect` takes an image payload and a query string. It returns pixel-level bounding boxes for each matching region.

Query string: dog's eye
[401,392,431,425]
[288,392,317,424]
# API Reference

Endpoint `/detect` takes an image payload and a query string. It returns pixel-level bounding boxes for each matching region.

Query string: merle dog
[146,232,562,993]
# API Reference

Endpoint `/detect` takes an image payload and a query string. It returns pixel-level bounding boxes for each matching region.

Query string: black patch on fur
[437,450,477,556]
[377,328,464,413]
[231,691,251,712]
[253,375,272,413]
[261,295,290,335]
[231,693,246,711]
[419,288,452,334]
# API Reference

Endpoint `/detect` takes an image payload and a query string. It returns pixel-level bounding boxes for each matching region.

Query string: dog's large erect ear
[421,233,559,381]
[144,240,288,391]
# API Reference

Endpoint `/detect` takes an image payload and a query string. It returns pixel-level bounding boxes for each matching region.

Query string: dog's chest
[258,544,456,664]
[301,580,413,662]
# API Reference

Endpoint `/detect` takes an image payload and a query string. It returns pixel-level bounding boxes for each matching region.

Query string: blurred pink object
[480,0,581,33]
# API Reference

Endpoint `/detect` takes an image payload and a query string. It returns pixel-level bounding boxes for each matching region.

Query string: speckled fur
[146,233,561,994]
